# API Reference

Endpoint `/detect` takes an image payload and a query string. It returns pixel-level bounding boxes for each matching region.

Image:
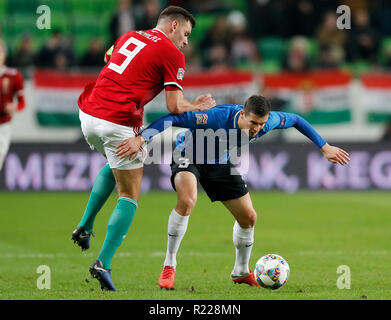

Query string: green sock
[78,164,115,233]
[98,197,138,269]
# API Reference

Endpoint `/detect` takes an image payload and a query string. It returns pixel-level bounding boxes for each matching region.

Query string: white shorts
[0,122,11,171]
[79,109,146,170]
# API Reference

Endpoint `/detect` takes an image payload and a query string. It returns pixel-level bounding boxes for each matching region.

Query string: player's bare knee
[177,195,196,215]
[183,196,196,212]
[239,209,257,228]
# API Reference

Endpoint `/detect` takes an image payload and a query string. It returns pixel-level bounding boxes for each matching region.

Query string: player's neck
[154,25,170,39]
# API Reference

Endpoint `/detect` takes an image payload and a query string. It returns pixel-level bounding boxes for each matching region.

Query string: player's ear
[171,20,178,32]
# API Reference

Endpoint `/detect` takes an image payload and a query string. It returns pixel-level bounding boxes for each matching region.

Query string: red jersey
[78,28,185,127]
[0,66,25,125]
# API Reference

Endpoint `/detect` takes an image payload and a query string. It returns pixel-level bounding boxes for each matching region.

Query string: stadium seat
[69,0,97,14]
[71,13,105,37]
[190,14,216,46]
[353,60,371,75]
[260,60,282,73]
[236,60,281,73]
[378,37,391,66]
[257,37,287,63]
[307,38,319,64]
[7,0,37,14]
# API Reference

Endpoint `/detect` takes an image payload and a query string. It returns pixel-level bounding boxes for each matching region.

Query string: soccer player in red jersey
[0,40,25,171]
[72,6,216,291]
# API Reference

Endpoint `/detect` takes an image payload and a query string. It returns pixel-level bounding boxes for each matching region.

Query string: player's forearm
[176,99,199,113]
[167,96,200,113]
[291,114,327,148]
[166,90,214,113]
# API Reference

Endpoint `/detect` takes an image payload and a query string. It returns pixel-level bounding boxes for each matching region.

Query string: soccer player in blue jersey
[117,95,350,289]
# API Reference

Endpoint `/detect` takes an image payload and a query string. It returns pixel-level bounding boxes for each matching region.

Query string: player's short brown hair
[158,5,196,29]
[243,95,271,117]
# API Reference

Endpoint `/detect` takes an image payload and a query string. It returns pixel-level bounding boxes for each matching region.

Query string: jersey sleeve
[162,49,185,91]
[141,112,189,142]
[264,111,327,148]
[141,107,221,142]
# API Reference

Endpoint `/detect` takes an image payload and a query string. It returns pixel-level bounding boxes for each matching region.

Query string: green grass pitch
[0,190,391,300]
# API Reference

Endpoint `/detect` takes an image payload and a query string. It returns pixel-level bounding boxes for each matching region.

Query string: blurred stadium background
[0,0,390,192]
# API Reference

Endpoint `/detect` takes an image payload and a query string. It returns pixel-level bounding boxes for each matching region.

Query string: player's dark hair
[158,6,196,29]
[243,95,271,117]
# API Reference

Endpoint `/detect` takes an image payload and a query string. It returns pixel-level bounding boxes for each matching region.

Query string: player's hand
[321,143,350,165]
[116,135,145,160]
[4,103,18,116]
[195,94,216,111]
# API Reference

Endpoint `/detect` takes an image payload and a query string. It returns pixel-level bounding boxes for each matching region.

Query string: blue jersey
[141,104,327,164]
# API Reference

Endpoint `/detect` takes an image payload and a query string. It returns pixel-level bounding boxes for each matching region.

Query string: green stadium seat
[7,0,37,14]
[354,60,371,75]
[37,0,67,11]
[190,14,216,46]
[257,37,287,63]
[96,0,119,13]
[260,60,282,73]
[71,13,107,36]
[69,0,101,14]
[8,14,37,36]
[378,37,391,66]
[307,38,319,63]
[74,35,95,57]
[0,0,6,15]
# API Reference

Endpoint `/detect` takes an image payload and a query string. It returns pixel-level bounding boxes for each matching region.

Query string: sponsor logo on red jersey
[177,68,185,80]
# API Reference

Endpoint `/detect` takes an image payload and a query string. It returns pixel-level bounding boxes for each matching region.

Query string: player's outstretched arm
[272,112,350,166]
[320,143,350,166]
[116,112,189,159]
[166,90,215,113]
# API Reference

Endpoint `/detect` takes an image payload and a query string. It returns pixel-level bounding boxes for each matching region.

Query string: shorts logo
[195,114,208,124]
[177,68,185,80]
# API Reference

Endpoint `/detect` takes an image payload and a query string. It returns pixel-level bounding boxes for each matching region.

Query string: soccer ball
[254,254,290,290]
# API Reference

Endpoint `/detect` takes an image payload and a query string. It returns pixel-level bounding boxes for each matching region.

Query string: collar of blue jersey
[233,110,240,129]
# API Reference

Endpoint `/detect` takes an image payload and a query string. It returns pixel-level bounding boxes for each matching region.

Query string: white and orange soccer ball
[254,254,290,290]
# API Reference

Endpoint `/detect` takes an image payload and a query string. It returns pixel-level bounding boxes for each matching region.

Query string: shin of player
[222,194,257,280]
[158,171,195,289]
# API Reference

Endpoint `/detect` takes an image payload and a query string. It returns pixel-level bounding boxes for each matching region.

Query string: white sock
[163,208,189,269]
[232,221,254,277]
